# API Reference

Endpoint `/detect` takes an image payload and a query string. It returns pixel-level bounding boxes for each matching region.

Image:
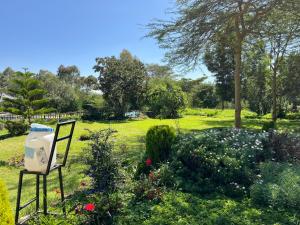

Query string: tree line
[1,46,300,123]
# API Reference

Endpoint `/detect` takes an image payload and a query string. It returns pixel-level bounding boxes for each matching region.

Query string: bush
[82,129,119,192]
[0,179,14,225]
[118,191,299,225]
[265,131,300,162]
[250,162,300,211]
[286,112,300,120]
[145,125,176,165]
[79,132,92,141]
[261,120,276,131]
[169,128,269,196]
[5,120,29,136]
[148,82,187,118]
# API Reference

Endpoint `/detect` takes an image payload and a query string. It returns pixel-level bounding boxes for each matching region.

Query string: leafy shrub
[82,129,119,192]
[79,132,92,141]
[5,120,29,136]
[262,120,276,131]
[118,191,299,225]
[183,108,219,117]
[146,125,176,165]
[250,162,300,211]
[169,128,269,196]
[286,112,300,120]
[148,82,187,118]
[265,131,300,162]
[0,178,14,225]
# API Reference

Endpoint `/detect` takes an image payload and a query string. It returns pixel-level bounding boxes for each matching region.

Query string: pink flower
[84,203,95,212]
[146,158,152,166]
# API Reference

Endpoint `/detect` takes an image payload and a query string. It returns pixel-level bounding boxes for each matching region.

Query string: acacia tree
[147,0,289,128]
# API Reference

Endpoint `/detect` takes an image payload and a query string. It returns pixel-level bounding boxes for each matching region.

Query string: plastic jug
[24,124,56,173]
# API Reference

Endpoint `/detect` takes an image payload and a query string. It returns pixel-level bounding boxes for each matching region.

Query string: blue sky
[0,0,211,80]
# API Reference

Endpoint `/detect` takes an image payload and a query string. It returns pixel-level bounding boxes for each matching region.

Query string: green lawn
[0,109,299,219]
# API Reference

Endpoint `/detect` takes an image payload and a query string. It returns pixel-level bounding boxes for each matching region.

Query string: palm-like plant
[2,71,52,123]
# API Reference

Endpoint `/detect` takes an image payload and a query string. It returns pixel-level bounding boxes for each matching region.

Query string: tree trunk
[271,68,277,122]
[221,100,225,110]
[234,43,242,128]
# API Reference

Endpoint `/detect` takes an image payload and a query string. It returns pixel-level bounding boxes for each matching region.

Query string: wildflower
[84,203,95,212]
[146,158,152,166]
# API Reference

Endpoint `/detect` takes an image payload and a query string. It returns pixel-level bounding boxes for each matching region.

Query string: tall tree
[57,65,80,84]
[2,72,51,123]
[263,9,300,121]
[204,37,235,109]
[243,41,271,115]
[146,64,176,78]
[37,70,80,113]
[282,52,300,112]
[94,50,147,118]
[147,0,289,128]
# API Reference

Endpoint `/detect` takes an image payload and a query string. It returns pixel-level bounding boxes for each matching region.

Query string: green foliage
[286,112,300,120]
[262,120,276,131]
[250,162,300,211]
[148,81,187,118]
[0,179,13,225]
[145,125,176,164]
[170,129,269,197]
[243,41,271,115]
[38,70,80,113]
[5,120,29,136]
[81,95,112,120]
[118,191,299,225]
[191,83,218,108]
[82,129,119,192]
[2,71,52,123]
[264,131,300,162]
[94,50,148,118]
[204,36,234,109]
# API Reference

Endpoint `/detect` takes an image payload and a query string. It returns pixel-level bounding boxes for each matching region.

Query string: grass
[0,109,299,219]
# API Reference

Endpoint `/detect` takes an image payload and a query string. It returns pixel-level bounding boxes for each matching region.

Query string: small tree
[148,81,187,118]
[2,71,51,123]
[94,50,148,118]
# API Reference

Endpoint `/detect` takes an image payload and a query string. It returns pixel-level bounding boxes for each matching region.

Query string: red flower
[146,158,152,166]
[84,203,95,212]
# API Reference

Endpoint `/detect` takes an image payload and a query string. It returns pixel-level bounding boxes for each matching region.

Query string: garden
[1,0,300,224]
[0,109,300,224]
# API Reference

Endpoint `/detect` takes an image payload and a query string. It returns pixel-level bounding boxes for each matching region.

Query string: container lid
[30,123,54,132]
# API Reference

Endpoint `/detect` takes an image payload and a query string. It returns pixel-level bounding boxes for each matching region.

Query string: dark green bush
[5,120,29,136]
[82,129,119,192]
[264,131,300,162]
[145,125,176,164]
[0,178,14,225]
[262,120,276,131]
[79,132,92,141]
[169,128,269,196]
[250,162,300,211]
[148,82,187,119]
